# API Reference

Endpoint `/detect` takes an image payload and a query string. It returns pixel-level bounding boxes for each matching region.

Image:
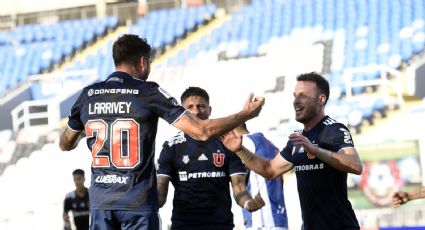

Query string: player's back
[70,71,185,210]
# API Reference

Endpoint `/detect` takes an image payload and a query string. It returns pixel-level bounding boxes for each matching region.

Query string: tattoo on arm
[157,176,170,208]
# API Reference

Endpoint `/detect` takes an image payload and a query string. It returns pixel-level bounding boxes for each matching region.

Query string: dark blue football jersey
[67,71,186,210]
[280,116,360,230]
[64,188,90,230]
[157,132,246,229]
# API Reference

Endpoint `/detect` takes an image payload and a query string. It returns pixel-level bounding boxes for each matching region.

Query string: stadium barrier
[10,69,98,132]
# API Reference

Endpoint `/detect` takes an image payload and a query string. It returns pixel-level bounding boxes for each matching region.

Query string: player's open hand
[392,191,409,208]
[245,193,265,212]
[220,130,242,153]
[243,93,265,119]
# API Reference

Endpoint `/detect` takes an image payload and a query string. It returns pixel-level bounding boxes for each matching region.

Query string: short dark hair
[296,72,330,105]
[112,34,152,67]
[180,86,210,104]
[72,169,85,176]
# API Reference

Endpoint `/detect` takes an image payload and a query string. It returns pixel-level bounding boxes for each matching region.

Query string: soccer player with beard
[157,87,265,230]
[221,72,363,229]
[59,34,265,230]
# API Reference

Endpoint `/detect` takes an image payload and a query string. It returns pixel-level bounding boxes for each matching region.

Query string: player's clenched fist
[244,193,266,212]
[392,191,409,208]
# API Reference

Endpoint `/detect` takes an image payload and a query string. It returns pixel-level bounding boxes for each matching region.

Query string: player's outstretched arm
[59,127,83,151]
[221,131,293,179]
[157,176,170,208]
[231,174,265,212]
[392,187,425,208]
[173,93,265,141]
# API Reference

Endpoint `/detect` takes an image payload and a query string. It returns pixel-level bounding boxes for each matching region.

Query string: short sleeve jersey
[67,71,186,210]
[64,188,90,230]
[157,132,246,229]
[280,116,360,229]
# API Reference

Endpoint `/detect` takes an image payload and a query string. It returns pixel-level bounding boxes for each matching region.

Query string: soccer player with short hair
[221,72,363,229]
[157,86,265,230]
[59,34,265,230]
[63,169,89,230]
[234,123,288,230]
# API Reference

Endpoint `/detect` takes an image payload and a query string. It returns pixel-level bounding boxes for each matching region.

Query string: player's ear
[140,56,146,68]
[208,106,212,116]
[319,94,326,105]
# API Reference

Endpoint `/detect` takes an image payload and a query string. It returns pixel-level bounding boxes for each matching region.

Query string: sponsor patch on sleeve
[158,87,173,99]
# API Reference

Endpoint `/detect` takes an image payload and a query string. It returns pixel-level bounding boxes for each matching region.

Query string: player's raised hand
[392,191,409,208]
[245,193,266,212]
[220,130,242,153]
[288,132,316,154]
[242,93,265,119]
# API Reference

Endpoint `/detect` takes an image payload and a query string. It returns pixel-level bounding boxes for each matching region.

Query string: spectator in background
[234,123,288,230]
[157,86,265,230]
[63,169,89,230]
[392,187,425,207]
[137,0,148,16]
[59,34,265,230]
[221,72,363,229]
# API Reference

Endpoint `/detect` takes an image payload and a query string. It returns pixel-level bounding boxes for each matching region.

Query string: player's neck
[303,114,325,132]
[76,187,86,197]
[116,65,139,79]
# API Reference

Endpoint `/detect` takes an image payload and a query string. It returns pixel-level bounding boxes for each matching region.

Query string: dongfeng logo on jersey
[88,88,139,96]
[182,155,189,164]
[213,152,225,167]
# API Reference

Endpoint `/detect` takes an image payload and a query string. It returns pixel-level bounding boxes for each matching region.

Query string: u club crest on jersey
[213,152,225,167]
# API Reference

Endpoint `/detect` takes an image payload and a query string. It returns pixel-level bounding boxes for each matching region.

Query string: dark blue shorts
[90,209,160,230]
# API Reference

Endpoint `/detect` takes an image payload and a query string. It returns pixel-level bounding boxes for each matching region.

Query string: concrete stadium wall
[0,87,32,130]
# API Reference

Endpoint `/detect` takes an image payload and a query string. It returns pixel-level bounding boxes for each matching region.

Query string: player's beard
[136,63,150,80]
[294,100,320,124]
[138,68,149,80]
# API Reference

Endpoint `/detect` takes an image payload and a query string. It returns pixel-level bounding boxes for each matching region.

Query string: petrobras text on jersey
[295,163,324,172]
[88,88,139,96]
[95,175,129,184]
[178,171,226,181]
